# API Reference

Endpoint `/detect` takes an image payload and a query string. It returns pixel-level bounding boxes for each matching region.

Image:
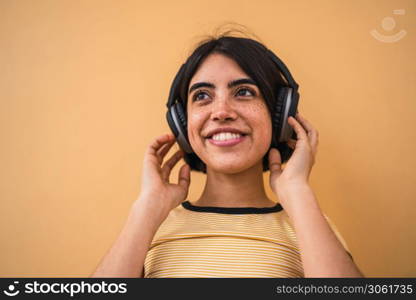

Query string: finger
[288,116,308,142]
[178,163,191,190]
[268,149,283,190]
[296,113,319,153]
[268,148,282,175]
[147,133,174,156]
[156,138,176,164]
[287,139,296,149]
[161,150,184,182]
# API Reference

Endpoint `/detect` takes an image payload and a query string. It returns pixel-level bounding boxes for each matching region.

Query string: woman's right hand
[136,133,191,220]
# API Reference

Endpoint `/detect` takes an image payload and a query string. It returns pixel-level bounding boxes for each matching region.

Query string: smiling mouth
[205,133,248,140]
[205,134,248,147]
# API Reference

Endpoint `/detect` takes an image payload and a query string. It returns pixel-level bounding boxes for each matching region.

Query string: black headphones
[166,48,299,161]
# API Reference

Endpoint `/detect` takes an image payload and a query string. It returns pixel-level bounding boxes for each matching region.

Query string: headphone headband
[166,63,186,108]
[265,49,299,91]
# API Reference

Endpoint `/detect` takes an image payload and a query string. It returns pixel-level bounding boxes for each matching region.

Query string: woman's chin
[206,159,256,174]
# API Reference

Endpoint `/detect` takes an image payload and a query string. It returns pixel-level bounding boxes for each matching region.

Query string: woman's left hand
[268,113,319,193]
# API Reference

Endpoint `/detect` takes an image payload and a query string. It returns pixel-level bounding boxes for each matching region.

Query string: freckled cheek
[245,105,273,141]
[187,112,206,146]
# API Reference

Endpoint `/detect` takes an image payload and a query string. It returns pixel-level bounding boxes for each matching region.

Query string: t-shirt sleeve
[323,213,354,261]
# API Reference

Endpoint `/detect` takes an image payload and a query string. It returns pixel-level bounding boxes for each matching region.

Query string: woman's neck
[194,162,276,208]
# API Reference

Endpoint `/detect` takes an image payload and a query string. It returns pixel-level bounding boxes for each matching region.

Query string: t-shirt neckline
[181,200,283,214]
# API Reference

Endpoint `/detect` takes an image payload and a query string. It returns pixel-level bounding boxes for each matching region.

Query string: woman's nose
[210,98,238,121]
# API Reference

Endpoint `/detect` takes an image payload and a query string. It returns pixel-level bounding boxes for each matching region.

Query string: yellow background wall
[1,0,415,277]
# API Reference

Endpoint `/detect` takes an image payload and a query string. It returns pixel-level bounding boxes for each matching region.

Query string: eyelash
[192,87,257,102]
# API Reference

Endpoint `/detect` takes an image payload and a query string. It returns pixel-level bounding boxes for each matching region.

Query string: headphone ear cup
[274,87,300,143]
[272,87,289,145]
[288,90,299,140]
[172,102,194,154]
[166,106,179,138]
[175,102,187,133]
[269,87,299,164]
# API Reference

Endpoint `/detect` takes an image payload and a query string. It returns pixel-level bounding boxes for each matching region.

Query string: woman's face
[186,53,272,174]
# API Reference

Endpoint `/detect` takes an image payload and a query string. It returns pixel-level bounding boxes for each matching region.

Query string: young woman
[92,34,364,278]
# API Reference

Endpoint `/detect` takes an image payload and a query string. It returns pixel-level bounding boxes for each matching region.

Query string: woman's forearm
[91,200,164,278]
[278,184,364,278]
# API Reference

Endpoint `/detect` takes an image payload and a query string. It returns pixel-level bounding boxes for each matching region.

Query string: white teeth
[212,132,242,141]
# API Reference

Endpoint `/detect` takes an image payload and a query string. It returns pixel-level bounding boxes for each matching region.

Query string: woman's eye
[193,91,209,101]
[192,88,256,102]
[236,88,255,97]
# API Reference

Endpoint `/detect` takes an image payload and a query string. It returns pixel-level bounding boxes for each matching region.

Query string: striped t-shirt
[143,200,351,278]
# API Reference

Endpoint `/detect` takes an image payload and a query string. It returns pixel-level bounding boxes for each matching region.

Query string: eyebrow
[188,78,257,95]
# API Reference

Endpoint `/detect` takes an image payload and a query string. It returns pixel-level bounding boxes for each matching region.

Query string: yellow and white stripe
[144,202,350,278]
